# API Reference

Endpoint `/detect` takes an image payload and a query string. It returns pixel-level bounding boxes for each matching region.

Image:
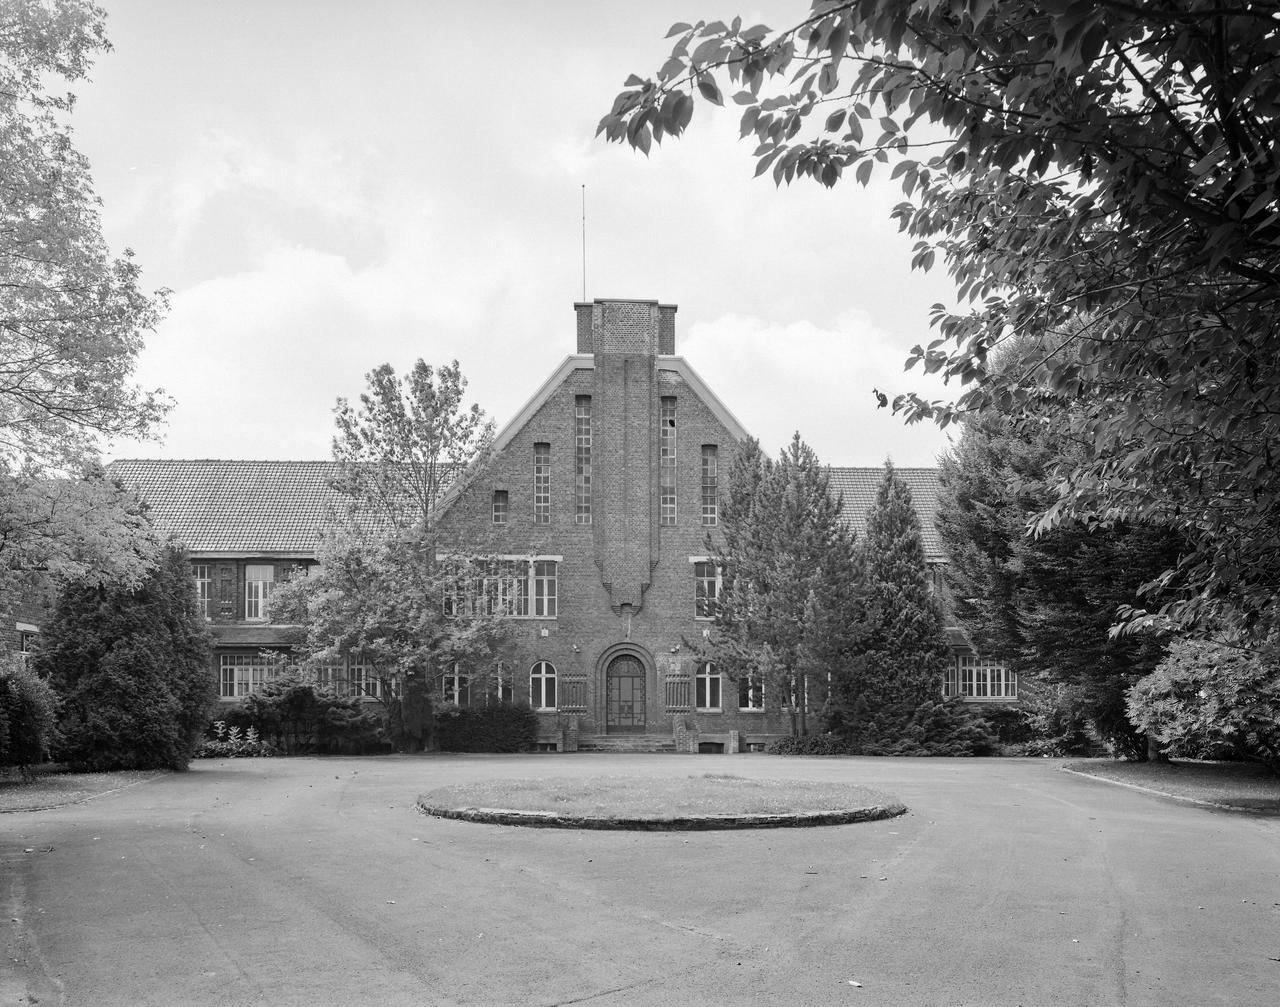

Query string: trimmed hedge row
[435,702,538,753]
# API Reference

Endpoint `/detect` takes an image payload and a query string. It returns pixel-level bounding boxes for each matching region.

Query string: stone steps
[577,735,677,753]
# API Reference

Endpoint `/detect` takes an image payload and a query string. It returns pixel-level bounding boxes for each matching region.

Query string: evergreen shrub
[435,702,537,753]
[36,545,216,771]
[766,733,849,756]
[225,673,382,755]
[0,657,60,777]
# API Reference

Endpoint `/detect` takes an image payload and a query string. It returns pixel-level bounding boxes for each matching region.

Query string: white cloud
[682,311,955,467]
[169,130,372,243]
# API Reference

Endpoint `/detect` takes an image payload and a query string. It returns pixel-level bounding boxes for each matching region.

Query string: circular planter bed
[418,773,906,830]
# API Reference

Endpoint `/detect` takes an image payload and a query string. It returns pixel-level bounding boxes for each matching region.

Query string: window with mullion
[530,660,557,710]
[659,397,676,525]
[575,396,592,524]
[693,561,719,619]
[695,662,722,711]
[533,442,550,524]
[700,445,718,525]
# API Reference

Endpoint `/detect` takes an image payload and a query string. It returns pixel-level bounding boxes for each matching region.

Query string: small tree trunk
[1146,731,1168,763]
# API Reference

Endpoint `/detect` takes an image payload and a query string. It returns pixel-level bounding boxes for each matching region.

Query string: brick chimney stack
[574,299,677,356]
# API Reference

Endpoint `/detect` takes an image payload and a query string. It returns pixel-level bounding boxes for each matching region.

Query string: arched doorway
[605,653,646,733]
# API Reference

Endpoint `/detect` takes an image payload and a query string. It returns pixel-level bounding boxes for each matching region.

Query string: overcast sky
[81,0,962,468]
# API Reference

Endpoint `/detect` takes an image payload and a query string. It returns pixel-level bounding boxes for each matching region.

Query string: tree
[34,544,215,771]
[825,460,953,751]
[1127,639,1280,777]
[600,2,1280,641]
[937,403,1185,757]
[1,0,168,468]
[1,1,168,611]
[705,434,863,735]
[274,360,513,751]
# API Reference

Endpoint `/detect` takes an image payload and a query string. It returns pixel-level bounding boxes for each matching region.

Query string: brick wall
[435,302,791,740]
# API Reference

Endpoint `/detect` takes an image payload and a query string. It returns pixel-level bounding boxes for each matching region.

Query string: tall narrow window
[442,665,470,707]
[193,564,212,618]
[575,396,592,524]
[659,397,677,524]
[695,662,722,711]
[693,561,719,619]
[244,564,275,622]
[492,490,508,524]
[700,445,718,526]
[530,661,557,710]
[533,442,550,523]
[534,560,558,617]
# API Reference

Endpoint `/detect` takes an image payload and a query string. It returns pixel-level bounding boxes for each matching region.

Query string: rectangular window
[946,655,1018,699]
[442,667,470,707]
[244,564,275,622]
[483,559,530,616]
[193,564,213,618]
[575,396,591,524]
[701,445,718,526]
[693,561,719,619]
[218,654,284,699]
[17,630,38,664]
[534,560,558,618]
[659,397,676,525]
[533,442,550,524]
[492,490,508,524]
[695,663,722,711]
[738,673,764,711]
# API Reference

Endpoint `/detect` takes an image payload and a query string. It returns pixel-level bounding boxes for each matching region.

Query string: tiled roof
[108,458,947,561]
[826,466,944,560]
[107,460,344,554]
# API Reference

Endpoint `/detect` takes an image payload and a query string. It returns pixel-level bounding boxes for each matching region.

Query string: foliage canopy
[600,1,1280,640]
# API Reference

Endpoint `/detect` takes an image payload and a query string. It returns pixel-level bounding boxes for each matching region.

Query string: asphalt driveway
[4,755,1278,1006]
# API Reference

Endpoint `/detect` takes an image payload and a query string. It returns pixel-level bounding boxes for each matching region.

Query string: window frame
[700,445,718,526]
[244,564,275,623]
[218,653,286,700]
[442,666,471,707]
[533,442,551,524]
[530,660,558,711]
[691,558,720,620]
[695,662,722,712]
[193,563,213,618]
[738,672,764,711]
[492,489,509,525]
[659,396,677,525]
[946,654,1018,699]
[575,395,592,524]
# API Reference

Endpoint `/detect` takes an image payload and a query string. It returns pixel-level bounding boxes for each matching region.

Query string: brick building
[108,298,1015,752]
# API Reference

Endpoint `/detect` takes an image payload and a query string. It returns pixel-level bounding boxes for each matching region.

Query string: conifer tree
[826,461,951,750]
[707,434,862,735]
[35,544,215,770]
[938,407,1185,758]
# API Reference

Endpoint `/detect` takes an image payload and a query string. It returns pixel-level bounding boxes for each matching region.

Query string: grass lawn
[1065,758,1280,812]
[0,766,165,813]
[420,772,903,819]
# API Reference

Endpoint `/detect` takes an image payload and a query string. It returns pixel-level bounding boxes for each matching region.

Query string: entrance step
[577,734,677,754]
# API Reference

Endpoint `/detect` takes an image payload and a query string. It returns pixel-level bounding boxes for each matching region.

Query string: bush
[196,721,277,758]
[435,702,537,753]
[35,545,216,771]
[1127,639,1280,776]
[767,733,850,755]
[0,657,60,778]
[226,672,382,755]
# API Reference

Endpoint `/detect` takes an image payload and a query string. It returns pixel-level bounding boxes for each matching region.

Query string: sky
[76,0,963,468]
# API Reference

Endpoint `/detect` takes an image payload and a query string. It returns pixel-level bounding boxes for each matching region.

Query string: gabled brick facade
[106,297,1015,750]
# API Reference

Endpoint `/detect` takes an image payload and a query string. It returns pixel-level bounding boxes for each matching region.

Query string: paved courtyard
[4,754,1278,1006]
